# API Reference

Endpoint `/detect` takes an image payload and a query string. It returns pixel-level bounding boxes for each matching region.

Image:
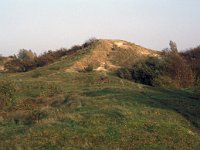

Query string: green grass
[0,52,200,149]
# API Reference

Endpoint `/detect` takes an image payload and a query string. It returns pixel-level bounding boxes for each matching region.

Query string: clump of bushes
[117,68,132,80]
[0,80,17,108]
[18,49,37,60]
[4,38,98,73]
[4,59,36,72]
[5,49,68,72]
[82,38,97,48]
[164,52,194,88]
[132,57,166,86]
[117,52,195,88]
[117,57,167,86]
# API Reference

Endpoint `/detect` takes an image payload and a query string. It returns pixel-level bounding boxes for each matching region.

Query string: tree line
[3,38,97,72]
[1,39,200,90]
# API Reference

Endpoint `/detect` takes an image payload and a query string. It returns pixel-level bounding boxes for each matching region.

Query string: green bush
[117,68,132,80]
[117,54,194,88]
[84,64,93,72]
[132,57,166,85]
[0,80,16,107]
[116,57,167,86]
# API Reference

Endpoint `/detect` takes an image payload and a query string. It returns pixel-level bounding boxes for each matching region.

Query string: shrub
[5,48,68,72]
[5,59,36,72]
[118,53,193,88]
[84,64,94,72]
[0,80,16,108]
[165,52,194,88]
[4,39,97,73]
[153,76,177,88]
[70,45,82,51]
[117,54,194,88]
[117,68,132,80]
[181,46,200,79]
[132,57,166,85]
[82,37,97,48]
[18,49,37,60]
[4,59,23,72]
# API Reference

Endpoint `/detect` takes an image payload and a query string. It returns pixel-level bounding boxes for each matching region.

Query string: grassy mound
[0,45,199,149]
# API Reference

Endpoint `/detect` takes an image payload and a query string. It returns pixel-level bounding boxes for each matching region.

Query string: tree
[18,49,37,61]
[169,41,178,53]
[165,52,194,88]
[181,46,200,79]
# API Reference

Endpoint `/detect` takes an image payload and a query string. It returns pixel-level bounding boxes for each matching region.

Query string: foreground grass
[0,54,200,149]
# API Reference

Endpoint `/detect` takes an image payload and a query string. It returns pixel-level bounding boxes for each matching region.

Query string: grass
[0,49,200,149]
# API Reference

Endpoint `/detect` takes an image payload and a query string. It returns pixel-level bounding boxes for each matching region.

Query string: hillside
[0,40,200,149]
[66,39,160,72]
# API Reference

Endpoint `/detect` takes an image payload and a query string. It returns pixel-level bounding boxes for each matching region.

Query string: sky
[0,0,200,56]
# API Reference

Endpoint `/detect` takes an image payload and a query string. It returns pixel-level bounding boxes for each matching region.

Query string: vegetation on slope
[67,39,160,72]
[0,39,200,149]
[3,38,97,73]
[0,57,199,149]
[181,46,200,79]
[117,41,197,89]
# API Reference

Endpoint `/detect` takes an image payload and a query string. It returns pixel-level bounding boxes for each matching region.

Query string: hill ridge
[66,39,160,72]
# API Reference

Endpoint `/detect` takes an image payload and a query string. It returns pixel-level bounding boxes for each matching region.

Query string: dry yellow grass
[66,39,160,72]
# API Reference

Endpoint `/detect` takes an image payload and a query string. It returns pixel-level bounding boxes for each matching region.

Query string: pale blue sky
[0,0,200,56]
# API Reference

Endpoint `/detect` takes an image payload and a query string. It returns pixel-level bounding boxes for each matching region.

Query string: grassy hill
[66,39,160,72]
[0,40,200,149]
